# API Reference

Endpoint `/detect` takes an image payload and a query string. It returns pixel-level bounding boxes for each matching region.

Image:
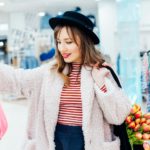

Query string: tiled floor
[0,98,28,150]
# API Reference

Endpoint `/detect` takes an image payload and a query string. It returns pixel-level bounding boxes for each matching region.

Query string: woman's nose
[59,43,67,52]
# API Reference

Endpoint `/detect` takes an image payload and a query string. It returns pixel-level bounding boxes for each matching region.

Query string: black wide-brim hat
[49,11,100,44]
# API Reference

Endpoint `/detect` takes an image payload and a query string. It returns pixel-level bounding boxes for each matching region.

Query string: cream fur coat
[0,61,131,150]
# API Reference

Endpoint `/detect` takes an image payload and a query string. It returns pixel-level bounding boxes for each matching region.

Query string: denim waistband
[55,123,83,134]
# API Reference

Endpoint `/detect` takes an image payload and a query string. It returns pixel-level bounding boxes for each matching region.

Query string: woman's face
[57,27,81,63]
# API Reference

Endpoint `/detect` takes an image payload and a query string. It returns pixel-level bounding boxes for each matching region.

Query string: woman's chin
[63,59,72,63]
[63,58,81,63]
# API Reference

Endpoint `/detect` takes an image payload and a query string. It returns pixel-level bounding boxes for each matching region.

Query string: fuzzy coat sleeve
[94,74,132,125]
[0,64,46,96]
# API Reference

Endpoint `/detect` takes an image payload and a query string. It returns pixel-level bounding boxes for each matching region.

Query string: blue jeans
[54,124,85,150]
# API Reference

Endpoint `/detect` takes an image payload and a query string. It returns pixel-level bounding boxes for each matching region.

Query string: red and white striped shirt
[57,63,82,126]
[57,63,107,126]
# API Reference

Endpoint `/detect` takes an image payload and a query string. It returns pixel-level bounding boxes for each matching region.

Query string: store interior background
[0,0,150,149]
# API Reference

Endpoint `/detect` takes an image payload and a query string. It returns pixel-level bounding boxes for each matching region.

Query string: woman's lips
[62,53,71,58]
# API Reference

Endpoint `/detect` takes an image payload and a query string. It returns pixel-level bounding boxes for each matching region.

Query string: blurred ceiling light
[0,42,4,47]
[116,0,122,2]
[58,11,63,16]
[0,24,8,31]
[95,0,101,2]
[135,4,140,8]
[38,12,46,17]
[0,2,5,6]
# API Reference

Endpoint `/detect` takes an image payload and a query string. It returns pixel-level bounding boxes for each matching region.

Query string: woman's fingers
[102,62,111,67]
[90,62,99,68]
[143,142,150,150]
[92,67,110,88]
[92,68,110,78]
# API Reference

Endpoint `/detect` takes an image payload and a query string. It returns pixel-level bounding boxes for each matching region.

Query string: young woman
[0,11,131,150]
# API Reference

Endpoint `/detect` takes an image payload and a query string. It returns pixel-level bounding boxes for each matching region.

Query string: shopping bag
[0,104,8,139]
[103,65,132,150]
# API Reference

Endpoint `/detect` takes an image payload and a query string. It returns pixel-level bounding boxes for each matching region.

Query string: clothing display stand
[140,50,150,112]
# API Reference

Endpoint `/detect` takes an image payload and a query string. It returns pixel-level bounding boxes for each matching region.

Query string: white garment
[0,60,131,150]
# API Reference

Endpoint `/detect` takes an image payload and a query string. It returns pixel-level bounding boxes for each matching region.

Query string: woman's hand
[143,142,150,150]
[92,67,110,88]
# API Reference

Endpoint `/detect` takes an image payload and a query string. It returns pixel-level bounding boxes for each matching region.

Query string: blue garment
[40,48,55,62]
[54,124,84,150]
[116,54,120,75]
[20,56,39,69]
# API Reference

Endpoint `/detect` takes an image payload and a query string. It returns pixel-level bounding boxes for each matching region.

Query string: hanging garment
[141,53,149,105]
[0,104,8,139]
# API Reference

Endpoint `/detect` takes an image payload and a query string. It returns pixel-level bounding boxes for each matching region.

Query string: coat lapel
[81,66,95,130]
[43,69,64,143]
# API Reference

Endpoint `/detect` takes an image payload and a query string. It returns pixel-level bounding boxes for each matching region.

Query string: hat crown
[49,10,100,44]
[62,11,94,30]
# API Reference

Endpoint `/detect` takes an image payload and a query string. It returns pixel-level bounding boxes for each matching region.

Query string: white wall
[9,13,26,30]
[0,13,9,24]
[97,0,117,64]
[0,13,9,36]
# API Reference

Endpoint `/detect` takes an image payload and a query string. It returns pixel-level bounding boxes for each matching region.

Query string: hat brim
[49,17,100,44]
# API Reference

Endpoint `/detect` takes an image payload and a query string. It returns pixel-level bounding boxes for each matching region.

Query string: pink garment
[0,104,8,139]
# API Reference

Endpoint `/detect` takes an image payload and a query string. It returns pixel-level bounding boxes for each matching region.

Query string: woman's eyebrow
[57,38,72,41]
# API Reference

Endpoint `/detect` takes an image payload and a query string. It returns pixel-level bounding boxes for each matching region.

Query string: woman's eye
[57,41,61,44]
[66,41,72,44]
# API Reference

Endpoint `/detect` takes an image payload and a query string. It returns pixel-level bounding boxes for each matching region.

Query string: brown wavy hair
[54,25,105,86]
